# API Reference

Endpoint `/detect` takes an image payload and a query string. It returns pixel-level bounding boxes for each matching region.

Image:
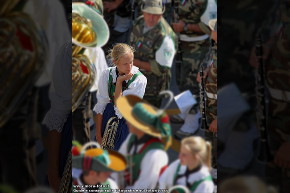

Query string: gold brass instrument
[0,0,21,15]
[101,116,119,150]
[72,3,109,112]
[0,2,47,127]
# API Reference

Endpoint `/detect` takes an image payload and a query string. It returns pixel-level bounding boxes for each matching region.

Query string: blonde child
[93,43,147,150]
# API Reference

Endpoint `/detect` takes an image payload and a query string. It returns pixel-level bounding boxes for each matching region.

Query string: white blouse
[42,43,72,133]
[116,134,169,190]
[84,47,108,92]
[93,66,147,119]
[23,0,70,87]
[159,160,214,193]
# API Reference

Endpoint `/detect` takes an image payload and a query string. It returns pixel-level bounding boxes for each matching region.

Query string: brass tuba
[72,3,109,112]
[0,1,48,127]
[101,116,119,150]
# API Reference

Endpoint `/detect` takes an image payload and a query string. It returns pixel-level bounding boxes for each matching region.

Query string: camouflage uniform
[204,43,217,168]
[130,16,177,107]
[175,0,211,99]
[205,43,217,124]
[102,0,132,55]
[162,0,174,24]
[132,0,143,19]
[264,1,290,192]
[133,0,173,23]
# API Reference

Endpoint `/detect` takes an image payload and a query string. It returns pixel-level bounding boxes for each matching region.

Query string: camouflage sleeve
[198,21,211,35]
[151,35,176,76]
[205,60,217,94]
[206,98,217,121]
[150,59,163,76]
[189,0,211,35]
[205,59,217,120]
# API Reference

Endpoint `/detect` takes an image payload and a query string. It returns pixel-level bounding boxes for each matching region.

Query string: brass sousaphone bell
[72,3,109,112]
[0,1,48,127]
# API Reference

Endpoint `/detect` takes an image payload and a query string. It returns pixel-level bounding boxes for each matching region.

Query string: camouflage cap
[141,0,165,15]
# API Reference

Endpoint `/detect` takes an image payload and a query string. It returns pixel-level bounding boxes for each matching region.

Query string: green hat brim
[72,2,109,48]
[72,149,127,172]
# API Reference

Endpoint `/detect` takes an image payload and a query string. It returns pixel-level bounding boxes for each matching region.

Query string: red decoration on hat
[86,1,95,6]
[160,114,169,123]
[72,146,80,156]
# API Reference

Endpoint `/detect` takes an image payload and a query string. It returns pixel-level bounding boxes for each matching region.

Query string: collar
[110,66,139,83]
[134,134,152,145]
[185,164,202,176]
[131,134,154,154]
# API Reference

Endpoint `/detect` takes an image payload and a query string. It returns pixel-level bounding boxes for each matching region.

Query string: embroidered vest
[125,135,164,186]
[108,68,142,104]
[173,163,213,192]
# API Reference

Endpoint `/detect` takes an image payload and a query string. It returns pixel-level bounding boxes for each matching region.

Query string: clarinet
[199,40,213,132]
[131,0,136,21]
[200,65,208,131]
[255,34,272,163]
[173,0,183,66]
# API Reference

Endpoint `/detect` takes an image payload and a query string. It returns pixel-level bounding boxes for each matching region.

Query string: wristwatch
[183,23,188,32]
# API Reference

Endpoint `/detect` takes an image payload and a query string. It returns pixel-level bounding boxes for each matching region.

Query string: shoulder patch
[156,35,176,68]
[200,0,217,25]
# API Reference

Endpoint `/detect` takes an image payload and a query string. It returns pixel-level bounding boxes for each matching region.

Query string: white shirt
[159,160,214,193]
[84,47,108,92]
[93,66,147,119]
[42,43,72,132]
[115,134,168,191]
[23,0,70,87]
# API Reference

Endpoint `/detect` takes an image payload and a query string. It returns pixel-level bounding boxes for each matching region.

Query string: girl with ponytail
[159,136,214,193]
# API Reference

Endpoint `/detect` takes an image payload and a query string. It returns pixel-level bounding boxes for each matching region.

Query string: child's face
[179,145,196,167]
[116,52,133,75]
[95,171,112,183]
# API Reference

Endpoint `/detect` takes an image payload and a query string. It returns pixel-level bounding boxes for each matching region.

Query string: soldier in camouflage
[129,0,177,107]
[262,1,290,192]
[204,19,217,133]
[133,0,173,23]
[205,19,217,181]
[173,0,213,136]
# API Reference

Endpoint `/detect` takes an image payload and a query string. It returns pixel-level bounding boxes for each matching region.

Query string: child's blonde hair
[181,136,212,168]
[108,43,135,64]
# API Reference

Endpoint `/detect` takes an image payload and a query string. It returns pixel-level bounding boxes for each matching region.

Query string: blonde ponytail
[181,136,212,169]
[108,43,135,65]
[204,141,212,169]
